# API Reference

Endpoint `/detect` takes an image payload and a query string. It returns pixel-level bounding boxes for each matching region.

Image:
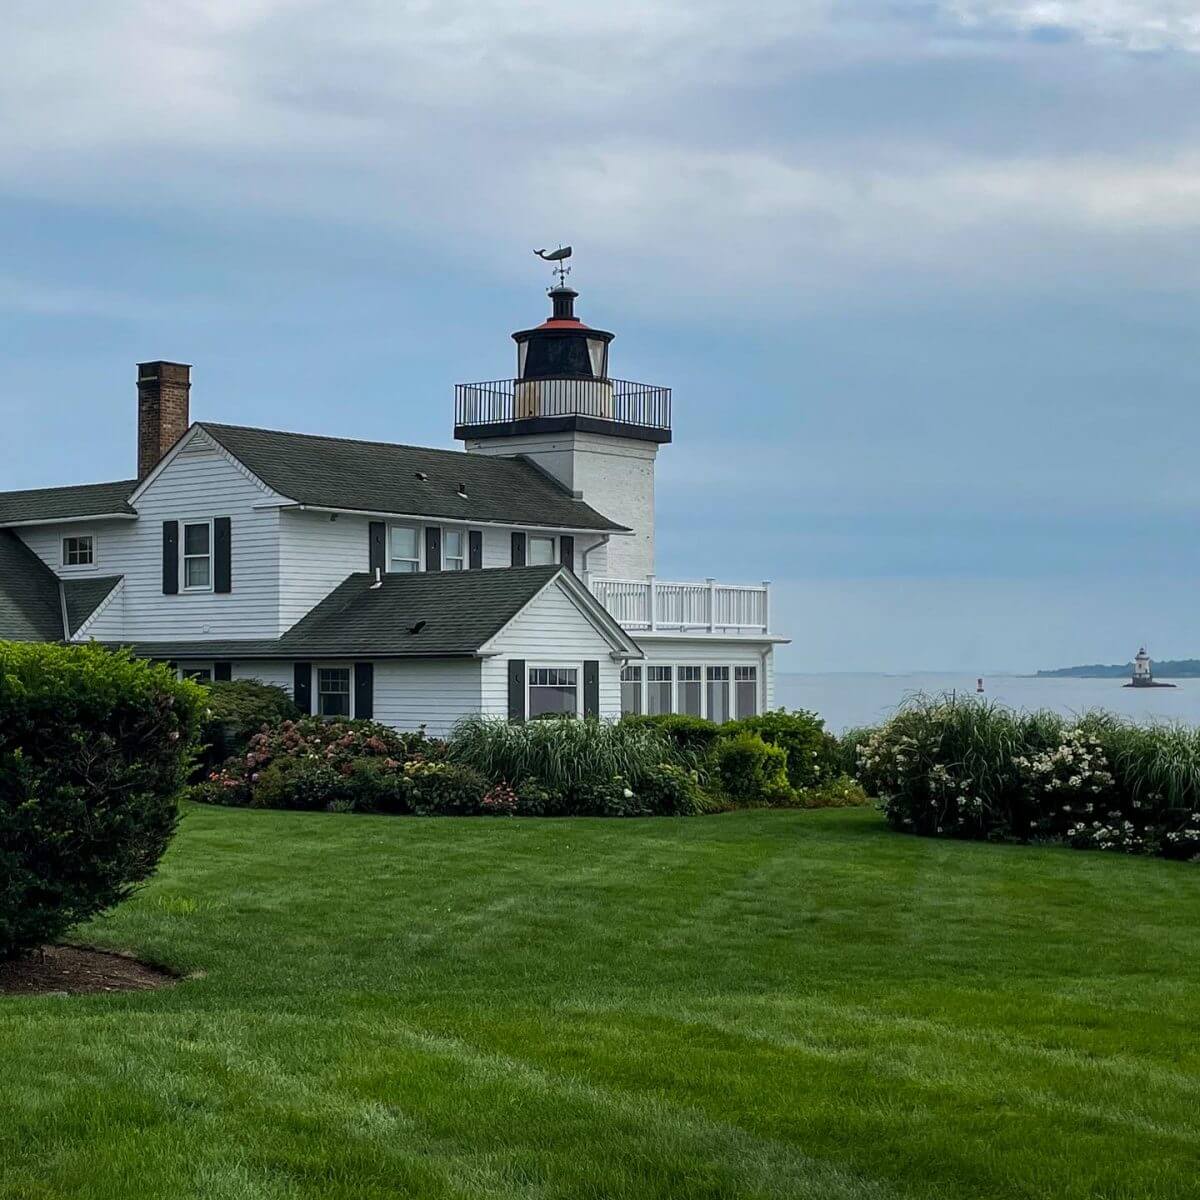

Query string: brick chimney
[137,361,191,480]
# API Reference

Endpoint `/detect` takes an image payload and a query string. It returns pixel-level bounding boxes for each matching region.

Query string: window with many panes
[317,666,352,717]
[528,535,556,566]
[182,521,212,590]
[443,529,465,570]
[706,666,731,723]
[620,665,643,715]
[389,526,421,572]
[678,666,702,716]
[62,535,94,567]
[735,666,758,717]
[647,666,672,715]
[529,667,578,718]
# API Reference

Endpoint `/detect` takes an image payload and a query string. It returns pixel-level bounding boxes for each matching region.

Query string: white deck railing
[589,576,770,635]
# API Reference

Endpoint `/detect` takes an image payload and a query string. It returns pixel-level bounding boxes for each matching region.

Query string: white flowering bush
[856,697,1200,862]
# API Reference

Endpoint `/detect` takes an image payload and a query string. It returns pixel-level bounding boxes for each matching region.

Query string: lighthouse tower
[1133,647,1153,684]
[454,269,671,580]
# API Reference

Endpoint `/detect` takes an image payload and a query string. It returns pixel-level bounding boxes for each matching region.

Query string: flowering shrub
[403,760,488,815]
[798,775,870,810]
[857,696,1200,862]
[481,783,519,816]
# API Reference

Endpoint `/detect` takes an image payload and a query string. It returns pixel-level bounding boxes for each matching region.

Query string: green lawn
[3,806,1199,1200]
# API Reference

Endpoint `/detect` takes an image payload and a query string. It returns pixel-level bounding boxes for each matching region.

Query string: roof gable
[0,530,63,641]
[0,479,136,527]
[63,576,123,638]
[199,422,627,532]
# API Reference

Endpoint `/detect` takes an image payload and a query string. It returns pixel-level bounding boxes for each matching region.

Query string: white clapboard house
[0,281,786,734]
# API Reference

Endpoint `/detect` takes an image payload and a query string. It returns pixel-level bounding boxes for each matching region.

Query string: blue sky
[3,1,1200,672]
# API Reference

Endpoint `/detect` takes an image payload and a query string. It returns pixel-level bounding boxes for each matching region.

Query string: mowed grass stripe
[2,805,1200,1199]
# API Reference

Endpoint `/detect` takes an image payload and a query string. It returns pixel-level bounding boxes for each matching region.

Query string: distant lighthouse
[1125,647,1175,688]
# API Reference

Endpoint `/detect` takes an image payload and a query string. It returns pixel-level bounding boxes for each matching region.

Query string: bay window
[620,665,643,715]
[647,666,672,715]
[678,666,702,717]
[735,666,759,717]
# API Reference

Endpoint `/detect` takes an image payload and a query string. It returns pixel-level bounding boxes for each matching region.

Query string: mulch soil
[0,945,177,997]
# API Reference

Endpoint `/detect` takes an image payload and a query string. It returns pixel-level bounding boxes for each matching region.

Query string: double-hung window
[528,535,556,566]
[647,666,673,715]
[317,666,352,717]
[706,666,731,723]
[678,666,702,717]
[529,667,578,718]
[620,665,643,715]
[390,526,421,573]
[62,535,94,567]
[182,521,213,590]
[443,529,465,571]
[735,666,758,717]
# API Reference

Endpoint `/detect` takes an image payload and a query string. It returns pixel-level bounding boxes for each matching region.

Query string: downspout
[580,534,610,586]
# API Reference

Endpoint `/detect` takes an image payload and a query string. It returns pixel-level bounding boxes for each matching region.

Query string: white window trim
[620,664,643,716]
[676,663,704,719]
[315,661,355,719]
[527,660,583,719]
[61,532,98,571]
[705,664,733,724]
[180,518,215,594]
[645,664,673,717]
[526,533,558,567]
[388,523,423,573]
[442,526,467,571]
[734,665,760,719]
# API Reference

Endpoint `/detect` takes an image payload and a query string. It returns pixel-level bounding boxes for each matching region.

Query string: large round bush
[0,642,204,959]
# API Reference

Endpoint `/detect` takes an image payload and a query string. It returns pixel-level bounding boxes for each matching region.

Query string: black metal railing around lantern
[454,378,672,441]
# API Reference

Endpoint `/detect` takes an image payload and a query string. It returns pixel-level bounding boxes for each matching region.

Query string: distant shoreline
[1037,660,1200,680]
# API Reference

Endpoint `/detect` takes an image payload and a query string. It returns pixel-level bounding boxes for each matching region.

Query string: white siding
[277,510,370,632]
[232,660,296,692]
[19,517,134,579]
[480,579,624,719]
[374,659,482,736]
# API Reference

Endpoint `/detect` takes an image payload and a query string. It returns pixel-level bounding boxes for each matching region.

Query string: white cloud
[946,1,1200,51]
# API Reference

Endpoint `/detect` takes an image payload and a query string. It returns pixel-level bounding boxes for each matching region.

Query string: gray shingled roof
[63,576,122,637]
[0,479,136,526]
[0,530,63,641]
[199,423,627,532]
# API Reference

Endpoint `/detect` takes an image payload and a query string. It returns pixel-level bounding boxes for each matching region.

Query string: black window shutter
[468,530,483,570]
[214,662,232,682]
[214,516,232,593]
[507,659,526,722]
[511,531,526,566]
[354,662,374,720]
[369,521,386,573]
[294,662,312,715]
[584,660,600,718]
[162,521,179,594]
[424,527,442,572]
[560,535,575,572]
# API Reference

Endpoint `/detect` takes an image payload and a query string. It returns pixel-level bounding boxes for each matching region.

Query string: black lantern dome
[512,285,615,382]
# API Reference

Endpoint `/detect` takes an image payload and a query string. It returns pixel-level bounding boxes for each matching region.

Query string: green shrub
[512,777,559,816]
[713,732,793,806]
[197,679,300,773]
[799,775,870,809]
[0,642,203,959]
[568,775,645,816]
[250,757,343,811]
[728,709,838,791]
[449,715,677,794]
[621,713,722,770]
[402,761,488,815]
[637,763,709,815]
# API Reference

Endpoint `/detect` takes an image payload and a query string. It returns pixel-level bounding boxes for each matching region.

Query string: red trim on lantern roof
[533,317,590,330]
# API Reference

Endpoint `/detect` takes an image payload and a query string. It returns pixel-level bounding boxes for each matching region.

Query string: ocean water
[776,672,1200,733]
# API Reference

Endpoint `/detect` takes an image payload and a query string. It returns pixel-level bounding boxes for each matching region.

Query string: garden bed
[0,945,177,997]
